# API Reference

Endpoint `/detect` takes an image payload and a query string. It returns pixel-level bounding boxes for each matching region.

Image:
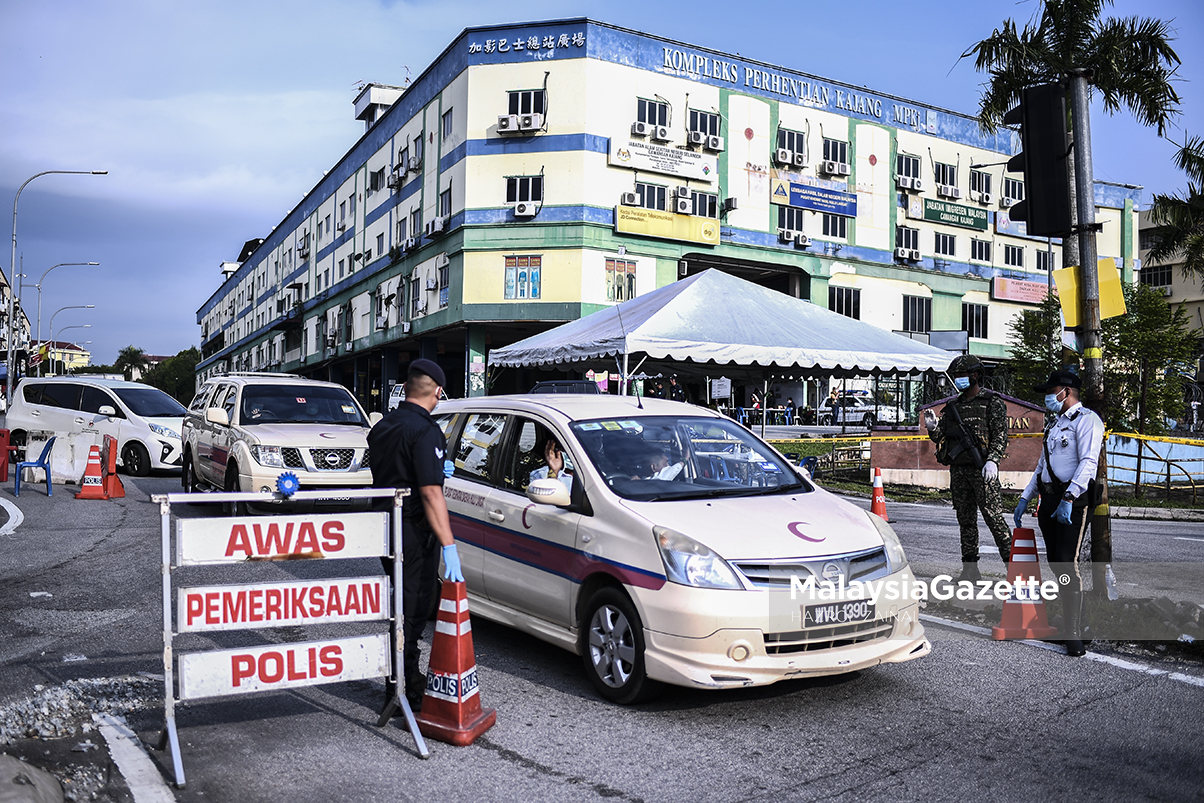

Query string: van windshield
[112,387,187,418]
[240,384,367,426]
[568,415,809,501]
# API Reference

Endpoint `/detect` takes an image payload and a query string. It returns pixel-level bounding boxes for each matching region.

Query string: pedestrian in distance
[924,355,1011,582]
[368,358,465,714]
[668,375,686,403]
[1012,369,1104,657]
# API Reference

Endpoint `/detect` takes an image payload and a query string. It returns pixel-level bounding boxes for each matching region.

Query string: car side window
[451,413,508,485]
[40,383,82,410]
[222,385,238,421]
[501,417,573,493]
[21,383,44,405]
[188,385,213,414]
[80,386,124,417]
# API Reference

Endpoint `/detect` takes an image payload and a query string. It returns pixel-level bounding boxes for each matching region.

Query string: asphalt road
[1,473,1202,802]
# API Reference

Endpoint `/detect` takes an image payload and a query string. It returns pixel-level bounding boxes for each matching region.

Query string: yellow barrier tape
[1109,431,1204,447]
[769,429,1204,448]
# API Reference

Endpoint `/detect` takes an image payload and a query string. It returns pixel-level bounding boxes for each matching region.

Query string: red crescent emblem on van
[787,522,825,542]
[522,505,534,530]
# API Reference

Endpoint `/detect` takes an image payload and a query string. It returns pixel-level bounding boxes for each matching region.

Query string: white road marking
[94,713,177,802]
[0,497,24,535]
[1172,537,1204,544]
[920,613,1204,690]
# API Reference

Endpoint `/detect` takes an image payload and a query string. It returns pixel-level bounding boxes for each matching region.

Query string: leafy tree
[1005,294,1068,401]
[145,348,200,404]
[1100,283,1198,434]
[1148,135,1204,280]
[113,345,148,381]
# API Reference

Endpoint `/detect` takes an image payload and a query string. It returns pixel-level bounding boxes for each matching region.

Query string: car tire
[182,452,202,494]
[9,430,26,463]
[580,587,661,705]
[122,442,151,477]
[224,464,248,517]
[862,413,876,428]
[818,414,832,426]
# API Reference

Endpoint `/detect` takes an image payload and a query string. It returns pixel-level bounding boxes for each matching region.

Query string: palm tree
[1148,135,1204,279]
[114,345,149,381]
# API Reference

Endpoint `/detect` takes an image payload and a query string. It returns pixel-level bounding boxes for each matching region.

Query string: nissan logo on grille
[323,451,340,467]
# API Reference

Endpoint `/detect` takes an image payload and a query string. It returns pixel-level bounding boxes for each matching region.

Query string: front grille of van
[763,618,894,654]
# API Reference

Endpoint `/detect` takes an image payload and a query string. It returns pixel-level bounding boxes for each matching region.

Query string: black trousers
[1036,493,1090,598]
[381,519,440,698]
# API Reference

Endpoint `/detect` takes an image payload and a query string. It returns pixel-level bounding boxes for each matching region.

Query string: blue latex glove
[1013,497,1028,529]
[442,543,464,582]
[443,459,455,478]
[1054,499,1074,525]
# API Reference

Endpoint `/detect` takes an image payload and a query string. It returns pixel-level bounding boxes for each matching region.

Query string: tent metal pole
[761,371,768,439]
[622,351,629,396]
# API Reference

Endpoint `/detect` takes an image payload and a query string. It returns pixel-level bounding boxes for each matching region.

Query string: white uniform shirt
[1021,402,1105,502]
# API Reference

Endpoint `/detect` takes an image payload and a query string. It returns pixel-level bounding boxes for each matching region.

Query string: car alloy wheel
[581,588,660,704]
[122,442,150,477]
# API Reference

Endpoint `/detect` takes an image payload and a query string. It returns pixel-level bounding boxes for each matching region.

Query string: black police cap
[407,358,446,387]
[1033,369,1081,392]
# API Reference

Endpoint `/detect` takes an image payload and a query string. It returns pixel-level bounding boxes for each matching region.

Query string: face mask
[1044,391,1064,413]
[953,377,971,391]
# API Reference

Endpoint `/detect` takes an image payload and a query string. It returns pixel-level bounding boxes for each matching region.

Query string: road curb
[1111,506,1204,522]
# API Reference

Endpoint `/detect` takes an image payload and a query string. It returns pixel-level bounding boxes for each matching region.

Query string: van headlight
[654,526,742,590]
[866,511,909,572]
[250,445,284,468]
[148,423,180,440]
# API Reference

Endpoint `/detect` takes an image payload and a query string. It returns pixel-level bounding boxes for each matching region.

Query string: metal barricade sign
[153,487,425,790]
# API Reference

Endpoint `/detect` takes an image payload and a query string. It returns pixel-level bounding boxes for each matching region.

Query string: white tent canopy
[488,269,955,381]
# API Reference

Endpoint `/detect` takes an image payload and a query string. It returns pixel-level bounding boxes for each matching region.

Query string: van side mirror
[368,412,383,426]
[206,407,230,426]
[526,478,572,507]
[98,405,116,417]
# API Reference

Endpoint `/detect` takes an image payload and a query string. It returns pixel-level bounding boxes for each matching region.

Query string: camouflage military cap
[948,354,985,375]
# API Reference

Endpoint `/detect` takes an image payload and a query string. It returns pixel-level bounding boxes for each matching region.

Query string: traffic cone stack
[992,527,1058,640]
[415,581,496,746]
[75,445,108,500]
[870,467,889,521]
[102,436,125,499]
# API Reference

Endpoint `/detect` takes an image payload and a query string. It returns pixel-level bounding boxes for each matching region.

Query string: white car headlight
[149,423,180,439]
[654,526,742,590]
[250,445,284,468]
[866,511,909,573]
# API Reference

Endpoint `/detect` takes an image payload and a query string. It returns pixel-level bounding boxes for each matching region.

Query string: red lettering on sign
[289,587,308,618]
[231,655,255,686]
[223,591,247,623]
[259,652,284,683]
[308,647,317,678]
[326,586,343,617]
[344,584,360,616]
[319,645,343,677]
[362,582,381,615]
[253,522,293,555]
[205,592,219,624]
[295,522,320,553]
[309,586,325,616]
[225,524,253,557]
[186,594,203,626]
[265,588,282,620]
[249,589,264,622]
[286,650,308,681]
[321,521,345,552]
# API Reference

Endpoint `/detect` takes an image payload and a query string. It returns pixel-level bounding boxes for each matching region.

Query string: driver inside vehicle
[637,445,686,481]
[528,437,575,492]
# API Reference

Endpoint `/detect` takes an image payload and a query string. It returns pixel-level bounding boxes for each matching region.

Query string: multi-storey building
[1138,208,1204,334]
[195,18,1141,410]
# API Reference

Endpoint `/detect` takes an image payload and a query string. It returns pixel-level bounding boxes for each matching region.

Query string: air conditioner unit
[298,245,310,259]
[1001,196,1017,208]
[401,321,412,334]
[620,191,640,206]
[403,237,417,251]
[895,247,911,260]
[912,179,924,192]
[938,185,962,199]
[386,174,402,190]
[795,234,812,248]
[836,163,851,176]
[415,300,428,313]
[980,192,992,205]
[688,131,706,146]
[650,125,671,142]
[425,217,446,237]
[407,156,421,172]
[425,277,438,291]
[673,196,692,214]
[514,201,536,218]
[908,249,921,261]
[375,314,388,330]
[497,114,520,134]
[325,335,336,348]
[705,135,724,152]
[674,185,691,198]
[969,190,982,202]
[519,113,543,131]
[336,220,346,232]
[778,228,794,243]
[821,160,844,175]
[630,121,650,137]
[774,148,793,166]
[897,176,914,190]
[1159,286,1173,296]
[792,152,807,168]
[722,197,738,212]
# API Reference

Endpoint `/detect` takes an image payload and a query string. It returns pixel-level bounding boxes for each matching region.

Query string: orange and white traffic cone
[870,467,889,521]
[102,436,125,499]
[992,527,1058,640]
[415,581,496,746]
[75,444,109,500]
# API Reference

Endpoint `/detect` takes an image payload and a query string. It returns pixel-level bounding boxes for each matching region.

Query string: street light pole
[7,170,107,403]
[35,262,99,376]
[47,305,95,375]
[52,324,91,375]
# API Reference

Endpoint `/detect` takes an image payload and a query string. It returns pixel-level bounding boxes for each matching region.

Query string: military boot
[956,562,981,583]
[1063,591,1086,657]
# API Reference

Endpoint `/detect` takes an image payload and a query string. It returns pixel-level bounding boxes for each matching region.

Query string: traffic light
[1004,83,1072,237]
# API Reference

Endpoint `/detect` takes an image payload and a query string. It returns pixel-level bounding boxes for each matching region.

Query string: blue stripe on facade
[464,205,614,227]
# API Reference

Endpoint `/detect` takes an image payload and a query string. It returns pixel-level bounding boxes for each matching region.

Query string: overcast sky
[1,0,1200,364]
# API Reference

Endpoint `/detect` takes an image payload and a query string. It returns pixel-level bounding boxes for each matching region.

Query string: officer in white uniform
[1013,370,1105,657]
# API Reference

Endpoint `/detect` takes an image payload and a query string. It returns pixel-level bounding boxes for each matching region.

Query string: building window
[934,232,956,257]
[439,261,450,308]
[324,215,331,236]
[370,167,385,194]
[897,153,921,179]
[829,286,861,319]
[410,208,422,238]
[324,268,330,288]
[340,201,346,223]
[822,214,847,239]
[442,108,453,139]
[635,182,667,211]
[637,98,669,126]
[934,162,957,187]
[508,89,546,115]
[691,191,718,218]
[689,109,720,136]
[606,259,636,302]
[504,255,541,300]
[778,128,806,161]
[1004,244,1024,268]
[969,169,991,195]
[1036,249,1054,272]
[823,138,848,165]
[338,259,345,279]
[377,234,385,255]
[971,239,991,262]
[397,219,407,243]
[963,303,989,339]
[349,193,356,218]
[903,296,932,333]
[896,226,919,250]
[777,205,805,232]
[398,146,409,173]
[506,175,543,203]
[440,187,452,218]
[1003,177,1024,203]
[1140,262,1173,287]
[410,275,421,316]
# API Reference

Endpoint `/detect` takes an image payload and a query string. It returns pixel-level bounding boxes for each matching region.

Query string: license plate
[803,600,875,627]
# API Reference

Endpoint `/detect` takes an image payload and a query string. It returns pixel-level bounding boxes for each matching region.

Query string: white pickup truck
[817,396,904,427]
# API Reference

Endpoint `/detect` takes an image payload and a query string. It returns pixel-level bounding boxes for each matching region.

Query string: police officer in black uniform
[369,359,464,712]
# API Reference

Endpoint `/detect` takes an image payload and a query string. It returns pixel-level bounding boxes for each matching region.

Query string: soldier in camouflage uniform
[924,355,1011,582]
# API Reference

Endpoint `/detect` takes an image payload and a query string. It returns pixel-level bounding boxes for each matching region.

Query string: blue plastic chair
[15,437,56,497]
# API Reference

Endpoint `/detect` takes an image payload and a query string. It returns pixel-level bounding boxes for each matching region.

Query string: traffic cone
[415,581,496,746]
[992,527,1058,640]
[102,436,125,499]
[75,444,108,500]
[870,467,889,521]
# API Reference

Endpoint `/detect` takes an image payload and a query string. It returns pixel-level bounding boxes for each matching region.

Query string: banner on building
[608,139,717,181]
[991,277,1054,305]
[615,206,720,245]
[912,197,988,231]
[769,177,857,217]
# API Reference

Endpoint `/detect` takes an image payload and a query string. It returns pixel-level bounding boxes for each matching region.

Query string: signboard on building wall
[609,140,717,181]
[615,206,720,245]
[995,211,1064,243]
[769,178,857,217]
[916,198,988,230]
[991,277,1053,305]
